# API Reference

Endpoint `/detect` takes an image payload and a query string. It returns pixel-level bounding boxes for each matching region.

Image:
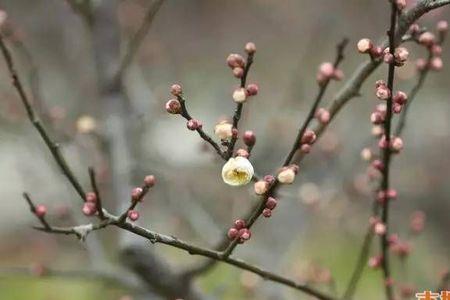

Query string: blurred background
[0,0,449,299]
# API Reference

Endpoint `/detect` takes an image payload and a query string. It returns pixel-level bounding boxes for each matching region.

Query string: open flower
[222,156,254,186]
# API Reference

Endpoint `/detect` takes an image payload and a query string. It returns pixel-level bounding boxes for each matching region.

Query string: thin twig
[379,3,398,299]
[88,167,105,219]
[115,0,165,82]
[0,34,86,202]
[226,52,255,159]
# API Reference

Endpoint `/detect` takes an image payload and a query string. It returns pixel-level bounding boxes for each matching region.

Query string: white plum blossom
[222,156,254,186]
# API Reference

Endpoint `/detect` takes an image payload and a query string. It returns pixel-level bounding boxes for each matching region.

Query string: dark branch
[88,167,105,219]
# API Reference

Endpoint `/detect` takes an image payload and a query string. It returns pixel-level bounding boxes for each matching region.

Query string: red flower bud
[127,210,140,221]
[243,130,256,146]
[35,204,47,218]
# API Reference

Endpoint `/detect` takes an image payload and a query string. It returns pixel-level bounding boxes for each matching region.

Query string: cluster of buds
[227,42,258,104]
[82,192,98,216]
[126,175,156,221]
[412,21,448,72]
[316,62,344,85]
[277,164,299,184]
[376,188,397,203]
[315,108,330,124]
[227,219,251,243]
[383,47,409,66]
[299,129,317,154]
[262,196,278,218]
[165,84,183,114]
[378,135,404,153]
[392,91,407,114]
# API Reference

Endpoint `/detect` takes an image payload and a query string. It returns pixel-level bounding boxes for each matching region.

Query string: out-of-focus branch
[115,0,165,82]
[0,35,87,202]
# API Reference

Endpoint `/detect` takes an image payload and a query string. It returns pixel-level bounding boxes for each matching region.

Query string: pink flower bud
[254,180,268,195]
[227,227,239,239]
[376,85,391,100]
[262,208,272,218]
[301,129,317,145]
[431,45,443,56]
[318,62,334,83]
[165,99,182,114]
[371,111,384,124]
[233,67,244,78]
[437,20,448,33]
[333,69,344,81]
[187,119,202,131]
[170,84,182,96]
[243,130,256,146]
[390,137,404,153]
[82,202,96,216]
[236,148,249,158]
[263,174,275,184]
[409,23,420,34]
[418,32,435,47]
[315,108,330,124]
[239,228,251,241]
[234,219,246,230]
[85,192,97,203]
[378,135,388,149]
[368,255,383,269]
[35,204,47,218]
[131,187,143,201]
[386,188,397,200]
[246,83,259,96]
[375,80,386,89]
[394,47,409,65]
[430,57,443,71]
[245,42,256,54]
[374,222,387,235]
[393,91,408,105]
[300,144,311,153]
[357,38,373,53]
[144,175,156,188]
[127,210,140,221]
[227,53,245,68]
[370,46,383,58]
[266,197,277,210]
[277,167,296,184]
[388,233,399,245]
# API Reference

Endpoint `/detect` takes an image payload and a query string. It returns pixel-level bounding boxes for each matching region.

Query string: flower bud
[266,197,277,210]
[85,192,97,203]
[361,148,372,161]
[263,174,275,184]
[187,119,202,131]
[165,99,182,114]
[394,47,409,66]
[233,67,244,78]
[357,38,373,53]
[214,121,233,140]
[233,87,247,103]
[127,210,140,221]
[277,167,296,184]
[315,108,330,124]
[222,156,254,186]
[243,130,256,146]
[333,69,344,81]
[371,111,384,124]
[300,144,311,153]
[301,129,317,145]
[144,175,156,188]
[246,83,259,96]
[390,137,403,153]
[430,57,443,71]
[393,91,407,105]
[372,159,384,171]
[245,42,256,54]
[170,84,182,96]
[254,180,268,195]
[431,45,443,56]
[131,187,143,201]
[368,255,383,269]
[234,219,246,229]
[262,208,272,218]
[418,32,435,46]
[82,202,96,216]
[227,53,245,68]
[370,46,383,58]
[409,23,420,34]
[35,204,47,218]
[374,222,387,235]
[392,103,403,114]
[383,53,394,64]
[239,228,251,241]
[376,85,391,100]
[372,125,384,137]
[386,188,397,200]
[395,0,406,10]
[416,58,428,71]
[227,227,239,239]
[378,135,388,149]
